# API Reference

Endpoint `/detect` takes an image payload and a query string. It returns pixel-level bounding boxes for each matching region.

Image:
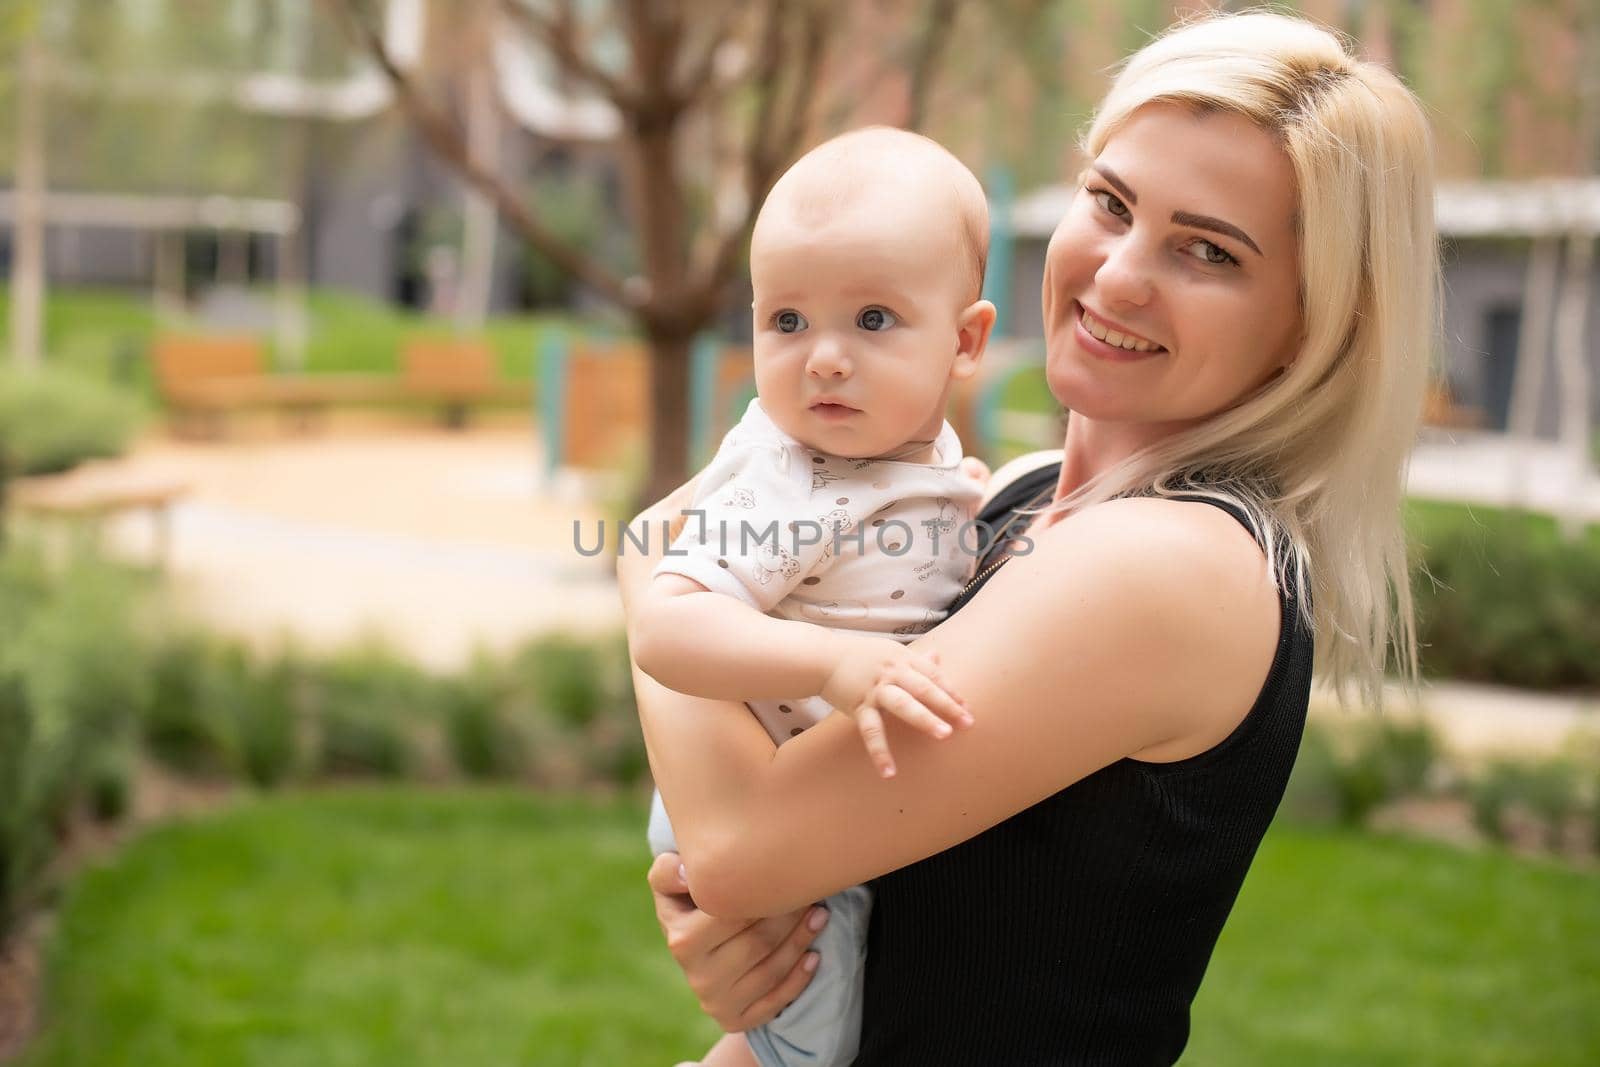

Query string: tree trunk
[639,329,694,509]
[456,6,500,332]
[9,40,47,371]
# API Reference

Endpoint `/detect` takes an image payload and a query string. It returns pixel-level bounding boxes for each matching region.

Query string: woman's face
[1041,103,1303,431]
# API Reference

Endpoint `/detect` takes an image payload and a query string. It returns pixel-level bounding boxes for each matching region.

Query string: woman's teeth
[1080,306,1163,352]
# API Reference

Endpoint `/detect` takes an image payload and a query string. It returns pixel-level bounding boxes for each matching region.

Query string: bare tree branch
[690,1,834,315]
[324,0,635,310]
[499,0,636,108]
[674,4,738,107]
[774,4,829,166]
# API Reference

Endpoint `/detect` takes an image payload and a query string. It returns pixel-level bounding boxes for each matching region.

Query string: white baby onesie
[652,398,984,743]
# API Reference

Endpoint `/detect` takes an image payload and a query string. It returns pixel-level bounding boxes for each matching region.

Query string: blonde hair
[1036,11,1439,707]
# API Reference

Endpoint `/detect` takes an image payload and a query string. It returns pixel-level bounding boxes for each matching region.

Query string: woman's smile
[1072,301,1167,362]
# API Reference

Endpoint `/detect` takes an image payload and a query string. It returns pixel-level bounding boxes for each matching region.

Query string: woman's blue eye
[775,310,808,333]
[1092,189,1130,219]
[857,307,897,331]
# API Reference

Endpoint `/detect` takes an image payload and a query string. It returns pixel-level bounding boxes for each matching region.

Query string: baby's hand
[958,456,992,487]
[820,639,972,778]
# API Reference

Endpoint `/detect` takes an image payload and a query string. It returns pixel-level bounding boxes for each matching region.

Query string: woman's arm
[623,493,1281,919]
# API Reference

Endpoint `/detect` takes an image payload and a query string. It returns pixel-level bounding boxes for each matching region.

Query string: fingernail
[808,908,829,932]
[935,723,952,737]
[678,863,688,883]
[882,765,896,779]
[803,952,820,973]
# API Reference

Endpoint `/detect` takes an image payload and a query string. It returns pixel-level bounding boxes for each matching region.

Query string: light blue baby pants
[648,789,871,1067]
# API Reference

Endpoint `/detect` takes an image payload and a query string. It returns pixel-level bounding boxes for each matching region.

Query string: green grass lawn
[18,792,1600,1067]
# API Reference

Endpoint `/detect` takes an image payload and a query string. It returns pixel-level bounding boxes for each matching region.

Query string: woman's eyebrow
[1092,163,1138,205]
[1092,162,1263,257]
[1171,211,1263,256]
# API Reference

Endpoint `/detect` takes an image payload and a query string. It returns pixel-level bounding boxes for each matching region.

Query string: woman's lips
[1072,302,1167,363]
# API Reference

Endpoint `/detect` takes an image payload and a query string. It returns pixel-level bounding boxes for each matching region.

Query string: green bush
[1469,758,1585,847]
[1408,500,1600,690]
[1283,718,1442,828]
[231,656,302,789]
[306,645,429,779]
[0,365,143,476]
[85,744,134,824]
[440,674,525,780]
[142,632,237,777]
[1471,761,1522,843]
[1520,759,1581,848]
[518,635,606,730]
[0,545,151,937]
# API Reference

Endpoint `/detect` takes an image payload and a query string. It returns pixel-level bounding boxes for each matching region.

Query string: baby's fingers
[877,682,959,742]
[855,706,897,779]
[899,662,973,729]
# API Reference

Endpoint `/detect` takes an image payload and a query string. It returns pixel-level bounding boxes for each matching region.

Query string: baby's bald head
[753,127,990,306]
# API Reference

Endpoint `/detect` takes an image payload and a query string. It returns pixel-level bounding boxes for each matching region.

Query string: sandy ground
[24,413,622,671]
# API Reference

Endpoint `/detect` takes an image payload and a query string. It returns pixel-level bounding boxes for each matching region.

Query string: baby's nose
[806,336,850,376]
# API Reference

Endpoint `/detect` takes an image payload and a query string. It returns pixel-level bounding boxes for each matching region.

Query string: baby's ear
[951,299,998,381]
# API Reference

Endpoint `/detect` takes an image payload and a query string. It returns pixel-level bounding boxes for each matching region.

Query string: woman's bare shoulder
[995,494,1283,761]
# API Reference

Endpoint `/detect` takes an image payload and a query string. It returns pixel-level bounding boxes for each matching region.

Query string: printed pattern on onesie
[653,398,984,745]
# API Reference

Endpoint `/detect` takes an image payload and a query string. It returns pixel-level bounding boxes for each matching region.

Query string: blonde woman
[618,11,1437,1064]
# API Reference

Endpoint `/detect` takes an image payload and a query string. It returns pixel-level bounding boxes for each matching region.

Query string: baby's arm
[630,576,971,777]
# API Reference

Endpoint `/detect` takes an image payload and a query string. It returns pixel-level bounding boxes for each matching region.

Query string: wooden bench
[12,464,189,567]
[399,339,527,429]
[153,335,529,437]
[152,336,391,438]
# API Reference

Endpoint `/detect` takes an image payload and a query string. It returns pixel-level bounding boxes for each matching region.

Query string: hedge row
[0,543,644,943]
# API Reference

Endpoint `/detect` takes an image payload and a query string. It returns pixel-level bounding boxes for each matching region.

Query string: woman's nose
[806,336,851,378]
[1094,237,1155,310]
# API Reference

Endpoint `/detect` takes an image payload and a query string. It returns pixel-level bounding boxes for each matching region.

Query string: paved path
[82,417,622,671]
[1408,431,1600,523]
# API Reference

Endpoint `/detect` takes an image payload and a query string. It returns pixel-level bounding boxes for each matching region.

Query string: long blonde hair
[1038,11,1439,707]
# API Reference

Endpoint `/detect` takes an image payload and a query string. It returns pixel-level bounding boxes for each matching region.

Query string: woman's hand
[648,852,827,1032]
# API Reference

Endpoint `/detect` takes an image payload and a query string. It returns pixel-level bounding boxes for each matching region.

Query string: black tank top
[853,462,1314,1066]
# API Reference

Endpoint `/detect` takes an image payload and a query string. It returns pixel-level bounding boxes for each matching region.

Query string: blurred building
[2,0,1593,436]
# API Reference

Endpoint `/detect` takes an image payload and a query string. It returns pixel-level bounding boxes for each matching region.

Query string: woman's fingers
[648,850,690,895]
[736,942,823,1031]
[704,908,826,1030]
[854,705,896,778]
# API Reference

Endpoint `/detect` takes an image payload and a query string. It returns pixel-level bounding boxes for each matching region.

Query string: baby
[631,126,996,1067]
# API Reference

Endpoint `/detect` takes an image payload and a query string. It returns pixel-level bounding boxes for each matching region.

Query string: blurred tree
[0,1,361,365]
[327,0,973,505]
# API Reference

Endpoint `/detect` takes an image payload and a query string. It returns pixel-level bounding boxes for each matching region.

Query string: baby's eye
[774,310,808,333]
[1182,239,1239,267]
[1091,189,1130,220]
[857,307,897,331]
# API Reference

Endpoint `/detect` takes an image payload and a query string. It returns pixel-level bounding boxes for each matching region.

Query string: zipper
[960,482,1057,598]
[961,553,1011,597]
